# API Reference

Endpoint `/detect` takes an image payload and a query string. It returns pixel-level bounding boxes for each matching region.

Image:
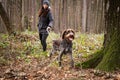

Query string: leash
[47,29,52,39]
[47,29,56,41]
[46,29,60,66]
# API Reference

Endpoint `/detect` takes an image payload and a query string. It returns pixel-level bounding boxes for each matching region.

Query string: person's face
[43,4,48,9]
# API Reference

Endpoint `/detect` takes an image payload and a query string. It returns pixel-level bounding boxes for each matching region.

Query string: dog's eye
[68,31,70,33]
[71,31,74,34]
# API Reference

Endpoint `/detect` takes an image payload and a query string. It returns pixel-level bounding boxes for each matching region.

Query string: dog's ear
[62,30,67,39]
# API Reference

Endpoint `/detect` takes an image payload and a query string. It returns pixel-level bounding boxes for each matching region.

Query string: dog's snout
[70,32,74,35]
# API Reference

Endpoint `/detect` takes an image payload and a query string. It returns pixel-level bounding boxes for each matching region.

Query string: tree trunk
[0,2,12,34]
[82,0,120,72]
[82,0,87,33]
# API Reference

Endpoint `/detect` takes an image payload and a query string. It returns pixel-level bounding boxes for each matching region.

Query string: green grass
[73,33,104,58]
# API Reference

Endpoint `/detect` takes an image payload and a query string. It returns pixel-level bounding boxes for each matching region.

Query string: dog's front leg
[69,53,74,68]
[49,49,55,58]
[58,48,64,67]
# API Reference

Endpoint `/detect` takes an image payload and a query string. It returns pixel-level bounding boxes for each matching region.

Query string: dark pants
[39,33,48,51]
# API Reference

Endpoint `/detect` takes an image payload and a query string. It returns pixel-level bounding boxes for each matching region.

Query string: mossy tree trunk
[82,0,120,72]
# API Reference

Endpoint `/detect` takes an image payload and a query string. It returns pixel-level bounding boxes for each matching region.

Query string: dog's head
[62,29,75,41]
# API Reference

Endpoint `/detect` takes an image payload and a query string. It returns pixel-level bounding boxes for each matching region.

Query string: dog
[49,29,75,67]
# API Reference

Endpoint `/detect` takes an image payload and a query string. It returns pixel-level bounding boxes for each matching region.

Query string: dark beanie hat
[43,0,50,6]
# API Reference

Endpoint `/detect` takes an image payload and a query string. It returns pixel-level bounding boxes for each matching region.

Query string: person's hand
[47,26,51,32]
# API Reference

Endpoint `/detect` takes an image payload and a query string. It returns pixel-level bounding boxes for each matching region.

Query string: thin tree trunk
[0,2,12,34]
[82,0,87,33]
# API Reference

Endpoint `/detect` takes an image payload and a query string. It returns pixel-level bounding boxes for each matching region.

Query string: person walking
[38,0,54,51]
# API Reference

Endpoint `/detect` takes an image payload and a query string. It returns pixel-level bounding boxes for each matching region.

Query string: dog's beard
[69,37,73,41]
[68,35,74,41]
[65,35,74,41]
[65,33,74,41]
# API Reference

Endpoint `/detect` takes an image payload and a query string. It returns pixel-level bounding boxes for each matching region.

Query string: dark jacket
[38,8,53,34]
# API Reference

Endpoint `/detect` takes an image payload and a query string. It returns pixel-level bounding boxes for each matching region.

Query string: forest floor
[0,31,120,80]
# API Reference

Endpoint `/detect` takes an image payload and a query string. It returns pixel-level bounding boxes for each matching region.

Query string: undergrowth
[0,31,104,66]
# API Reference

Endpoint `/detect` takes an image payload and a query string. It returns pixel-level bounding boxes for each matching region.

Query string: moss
[79,31,120,72]
[76,49,104,68]
[96,32,120,72]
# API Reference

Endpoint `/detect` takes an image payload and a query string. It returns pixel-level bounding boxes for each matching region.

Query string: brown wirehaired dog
[49,29,75,67]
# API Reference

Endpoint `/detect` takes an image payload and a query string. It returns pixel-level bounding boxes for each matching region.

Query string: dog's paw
[58,66,63,70]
